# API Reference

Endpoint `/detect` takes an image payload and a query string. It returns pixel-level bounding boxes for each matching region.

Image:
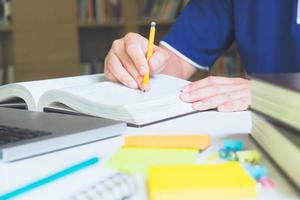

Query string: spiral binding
[68,172,137,200]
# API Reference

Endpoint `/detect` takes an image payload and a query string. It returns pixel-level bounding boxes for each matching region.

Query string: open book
[0,74,195,126]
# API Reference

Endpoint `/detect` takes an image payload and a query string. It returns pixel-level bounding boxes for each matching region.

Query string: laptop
[0,107,126,162]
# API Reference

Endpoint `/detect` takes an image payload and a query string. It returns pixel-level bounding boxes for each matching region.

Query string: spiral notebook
[67,172,137,200]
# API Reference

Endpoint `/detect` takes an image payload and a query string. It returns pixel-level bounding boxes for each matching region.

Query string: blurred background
[0,0,244,84]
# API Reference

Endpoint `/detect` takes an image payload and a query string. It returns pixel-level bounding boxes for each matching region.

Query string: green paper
[105,147,198,174]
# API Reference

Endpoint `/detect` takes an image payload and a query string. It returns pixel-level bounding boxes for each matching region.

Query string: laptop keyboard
[0,125,52,146]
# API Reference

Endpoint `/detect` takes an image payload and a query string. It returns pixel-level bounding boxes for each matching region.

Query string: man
[104,0,300,112]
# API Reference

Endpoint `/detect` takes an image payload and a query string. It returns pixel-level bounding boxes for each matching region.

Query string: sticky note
[244,164,267,180]
[237,150,261,164]
[104,147,198,174]
[148,162,257,200]
[124,135,211,150]
[223,139,244,151]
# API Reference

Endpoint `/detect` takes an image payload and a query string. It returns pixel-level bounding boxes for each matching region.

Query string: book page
[52,75,190,106]
[17,74,104,109]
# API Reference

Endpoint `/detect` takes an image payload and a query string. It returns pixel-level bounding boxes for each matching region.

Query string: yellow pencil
[143,21,156,91]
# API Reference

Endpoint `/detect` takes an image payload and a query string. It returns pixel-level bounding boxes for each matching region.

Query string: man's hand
[180,76,250,112]
[104,33,169,90]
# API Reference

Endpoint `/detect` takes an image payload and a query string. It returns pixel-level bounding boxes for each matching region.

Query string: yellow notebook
[124,135,211,150]
[148,163,257,200]
[104,147,198,174]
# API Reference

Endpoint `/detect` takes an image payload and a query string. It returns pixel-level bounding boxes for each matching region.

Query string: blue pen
[0,157,99,200]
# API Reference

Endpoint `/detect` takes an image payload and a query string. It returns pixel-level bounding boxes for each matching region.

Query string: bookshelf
[0,0,242,84]
[78,21,124,28]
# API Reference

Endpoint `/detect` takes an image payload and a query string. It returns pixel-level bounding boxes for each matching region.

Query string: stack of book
[250,73,300,189]
[140,0,183,21]
[77,0,122,25]
[0,0,11,26]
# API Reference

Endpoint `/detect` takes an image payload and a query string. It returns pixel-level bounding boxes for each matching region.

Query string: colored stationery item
[124,135,211,150]
[244,164,267,180]
[219,148,238,161]
[67,172,136,200]
[258,177,276,189]
[223,139,244,151]
[105,147,198,174]
[143,21,156,90]
[237,150,261,164]
[148,162,257,200]
[205,153,219,161]
[0,157,99,200]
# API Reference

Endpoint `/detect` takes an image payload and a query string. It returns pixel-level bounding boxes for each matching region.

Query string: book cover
[250,73,300,131]
[251,112,300,188]
[251,73,300,92]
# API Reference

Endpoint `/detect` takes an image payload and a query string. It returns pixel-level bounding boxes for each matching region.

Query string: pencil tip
[151,21,156,27]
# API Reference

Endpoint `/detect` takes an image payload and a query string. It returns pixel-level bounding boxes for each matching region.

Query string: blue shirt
[162,0,300,74]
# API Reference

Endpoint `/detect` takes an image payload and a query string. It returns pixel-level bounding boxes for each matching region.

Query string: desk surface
[0,111,299,200]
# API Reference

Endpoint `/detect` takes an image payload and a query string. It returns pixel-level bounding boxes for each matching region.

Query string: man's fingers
[191,89,250,111]
[217,97,250,112]
[117,51,144,89]
[104,64,117,82]
[182,76,248,93]
[180,83,249,103]
[125,35,149,76]
[107,52,138,89]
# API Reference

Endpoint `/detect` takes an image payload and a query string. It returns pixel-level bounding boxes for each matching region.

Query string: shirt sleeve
[161,0,234,70]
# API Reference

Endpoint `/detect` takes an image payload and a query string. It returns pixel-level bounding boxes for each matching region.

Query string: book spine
[168,0,182,20]
[104,0,109,22]
[0,0,4,25]
[94,0,100,23]
[142,0,154,20]
[87,0,94,24]
[155,0,165,19]
[160,0,170,20]
[79,0,88,24]
[150,0,160,19]
[115,0,122,22]
[92,0,97,23]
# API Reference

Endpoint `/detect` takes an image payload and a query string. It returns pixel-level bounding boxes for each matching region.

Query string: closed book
[148,163,257,200]
[251,112,300,188]
[250,73,300,131]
